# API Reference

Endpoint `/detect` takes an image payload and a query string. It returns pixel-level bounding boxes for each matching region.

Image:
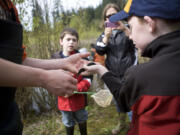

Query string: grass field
[23,98,130,135]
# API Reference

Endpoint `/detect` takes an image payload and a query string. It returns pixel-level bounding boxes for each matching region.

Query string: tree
[12,0,25,5]
[52,0,63,25]
[32,0,45,31]
[83,7,95,26]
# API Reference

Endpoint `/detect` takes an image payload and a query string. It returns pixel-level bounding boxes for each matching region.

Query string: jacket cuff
[101,71,114,81]
[97,41,106,47]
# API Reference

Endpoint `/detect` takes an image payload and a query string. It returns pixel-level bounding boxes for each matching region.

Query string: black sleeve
[101,67,136,112]
[95,34,108,55]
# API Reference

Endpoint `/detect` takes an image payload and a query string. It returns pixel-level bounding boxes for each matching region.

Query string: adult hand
[104,27,112,37]
[63,52,90,73]
[41,69,77,97]
[103,27,112,44]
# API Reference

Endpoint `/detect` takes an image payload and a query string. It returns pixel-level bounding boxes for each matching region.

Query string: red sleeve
[77,79,90,92]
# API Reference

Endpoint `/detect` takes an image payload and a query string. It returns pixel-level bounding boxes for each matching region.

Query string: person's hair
[137,16,180,31]
[60,28,79,41]
[163,19,180,31]
[102,3,120,22]
[90,43,95,48]
[135,16,145,24]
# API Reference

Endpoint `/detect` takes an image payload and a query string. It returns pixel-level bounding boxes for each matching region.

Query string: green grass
[23,98,130,135]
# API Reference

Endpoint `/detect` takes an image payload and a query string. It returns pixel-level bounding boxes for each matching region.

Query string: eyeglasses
[106,13,116,19]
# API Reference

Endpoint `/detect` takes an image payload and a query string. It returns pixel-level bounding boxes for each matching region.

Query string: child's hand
[81,62,108,77]
[63,52,90,73]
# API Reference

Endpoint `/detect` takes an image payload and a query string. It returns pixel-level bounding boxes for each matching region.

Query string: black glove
[78,62,96,75]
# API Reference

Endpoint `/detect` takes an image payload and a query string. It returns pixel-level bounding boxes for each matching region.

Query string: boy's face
[127,16,154,54]
[60,33,78,54]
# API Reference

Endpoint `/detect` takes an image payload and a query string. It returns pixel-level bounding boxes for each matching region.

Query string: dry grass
[23,98,130,135]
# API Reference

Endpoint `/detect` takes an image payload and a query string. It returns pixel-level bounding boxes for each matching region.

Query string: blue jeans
[61,109,88,127]
[127,111,132,121]
[114,98,132,121]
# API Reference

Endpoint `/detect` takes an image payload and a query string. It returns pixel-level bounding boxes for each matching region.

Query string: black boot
[78,122,87,135]
[65,126,74,135]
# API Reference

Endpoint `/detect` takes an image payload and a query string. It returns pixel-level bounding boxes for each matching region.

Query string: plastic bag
[91,89,113,107]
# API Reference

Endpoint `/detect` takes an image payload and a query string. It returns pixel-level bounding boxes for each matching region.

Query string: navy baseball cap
[110,0,180,22]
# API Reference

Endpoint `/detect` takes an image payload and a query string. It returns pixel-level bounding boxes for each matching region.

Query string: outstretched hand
[63,52,90,73]
[81,62,108,77]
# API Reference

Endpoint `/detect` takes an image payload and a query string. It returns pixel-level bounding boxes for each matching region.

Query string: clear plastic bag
[91,89,113,107]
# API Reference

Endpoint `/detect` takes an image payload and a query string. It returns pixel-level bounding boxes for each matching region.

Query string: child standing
[52,28,91,135]
[83,0,180,135]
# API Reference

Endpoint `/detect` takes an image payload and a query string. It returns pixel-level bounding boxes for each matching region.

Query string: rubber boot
[112,113,127,135]
[65,126,74,135]
[78,122,87,135]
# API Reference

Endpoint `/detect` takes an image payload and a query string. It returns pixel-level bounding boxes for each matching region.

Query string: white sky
[61,0,102,11]
[38,0,102,12]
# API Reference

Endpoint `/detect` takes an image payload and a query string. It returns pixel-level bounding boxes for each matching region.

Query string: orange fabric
[94,53,105,66]
[7,0,20,23]
[22,45,27,61]
[0,1,7,9]
[11,1,27,60]
[91,49,105,65]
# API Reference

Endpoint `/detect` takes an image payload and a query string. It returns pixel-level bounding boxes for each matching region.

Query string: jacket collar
[59,50,79,58]
[142,30,180,58]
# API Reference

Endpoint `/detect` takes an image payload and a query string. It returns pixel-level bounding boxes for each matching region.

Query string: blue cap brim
[109,10,130,22]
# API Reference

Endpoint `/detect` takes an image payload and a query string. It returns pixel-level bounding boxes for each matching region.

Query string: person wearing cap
[82,0,180,134]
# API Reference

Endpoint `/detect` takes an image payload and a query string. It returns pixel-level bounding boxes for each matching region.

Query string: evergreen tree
[52,0,63,25]
[32,0,44,31]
